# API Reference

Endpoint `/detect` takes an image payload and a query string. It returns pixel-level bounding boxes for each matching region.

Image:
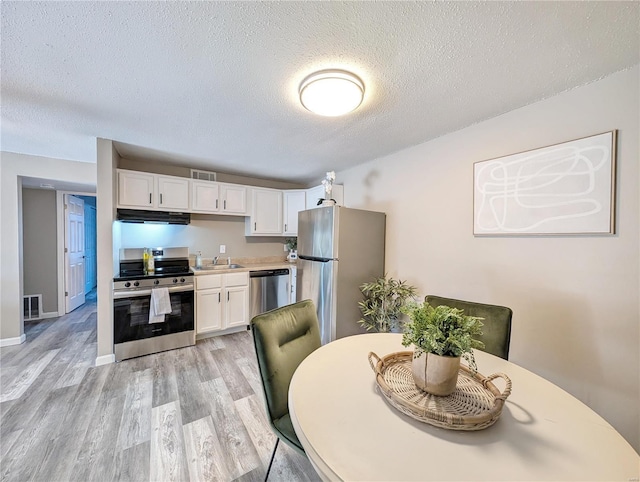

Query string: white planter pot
[412,351,460,396]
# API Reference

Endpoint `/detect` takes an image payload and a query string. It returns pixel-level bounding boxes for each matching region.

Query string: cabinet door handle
[149,193,152,204]
[254,222,257,231]
[160,193,163,205]
[227,291,230,302]
[216,199,219,209]
[285,224,288,231]
[218,292,221,303]
[224,200,227,210]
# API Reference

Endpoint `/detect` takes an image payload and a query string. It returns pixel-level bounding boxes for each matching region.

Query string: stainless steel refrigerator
[296,205,386,345]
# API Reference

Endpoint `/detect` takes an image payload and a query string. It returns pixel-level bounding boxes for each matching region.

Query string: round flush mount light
[299,69,365,117]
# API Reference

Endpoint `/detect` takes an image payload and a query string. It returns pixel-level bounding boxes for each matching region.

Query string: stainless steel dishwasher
[249,268,291,318]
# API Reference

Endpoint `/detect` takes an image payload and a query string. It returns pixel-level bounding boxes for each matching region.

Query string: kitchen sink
[198,264,244,270]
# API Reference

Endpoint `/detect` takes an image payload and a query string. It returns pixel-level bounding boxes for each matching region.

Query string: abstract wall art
[473,131,617,235]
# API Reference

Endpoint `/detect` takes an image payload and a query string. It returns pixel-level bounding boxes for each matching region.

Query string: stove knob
[180,278,185,283]
[133,281,140,287]
[173,278,178,284]
[154,279,160,285]
[124,282,131,288]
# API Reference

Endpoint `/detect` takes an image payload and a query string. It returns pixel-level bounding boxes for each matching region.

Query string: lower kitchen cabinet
[195,271,249,335]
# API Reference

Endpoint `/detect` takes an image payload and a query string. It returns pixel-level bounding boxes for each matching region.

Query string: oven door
[113,287,194,344]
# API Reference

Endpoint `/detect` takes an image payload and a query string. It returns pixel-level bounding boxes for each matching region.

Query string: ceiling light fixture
[299,69,365,117]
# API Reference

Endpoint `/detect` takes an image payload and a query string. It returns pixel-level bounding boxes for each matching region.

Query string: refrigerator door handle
[298,254,335,263]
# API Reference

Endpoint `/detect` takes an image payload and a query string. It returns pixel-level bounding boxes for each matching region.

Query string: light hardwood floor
[0,295,320,482]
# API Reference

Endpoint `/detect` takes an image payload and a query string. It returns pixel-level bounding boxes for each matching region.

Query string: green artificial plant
[401,301,485,371]
[285,237,297,251]
[358,277,417,333]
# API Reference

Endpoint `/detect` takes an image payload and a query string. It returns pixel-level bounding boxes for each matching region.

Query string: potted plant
[357,277,417,333]
[401,301,484,396]
[285,237,297,262]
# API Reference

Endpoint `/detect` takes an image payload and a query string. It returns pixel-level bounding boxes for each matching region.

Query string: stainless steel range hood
[116,209,191,225]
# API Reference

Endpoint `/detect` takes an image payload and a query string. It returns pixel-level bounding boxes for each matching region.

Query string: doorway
[78,196,97,300]
[59,193,97,313]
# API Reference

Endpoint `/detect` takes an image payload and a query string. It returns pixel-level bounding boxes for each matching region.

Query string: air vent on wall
[23,294,42,321]
[191,169,217,182]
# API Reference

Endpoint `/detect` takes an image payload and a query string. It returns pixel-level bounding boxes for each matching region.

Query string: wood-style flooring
[0,294,319,482]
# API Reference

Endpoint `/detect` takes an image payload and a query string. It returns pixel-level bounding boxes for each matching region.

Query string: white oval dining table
[289,333,639,481]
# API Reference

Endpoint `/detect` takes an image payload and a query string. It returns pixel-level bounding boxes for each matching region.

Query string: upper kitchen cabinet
[283,190,306,236]
[219,183,247,214]
[117,169,155,208]
[246,187,283,236]
[156,175,190,211]
[117,169,189,211]
[191,180,221,212]
[191,181,247,215]
[305,184,344,209]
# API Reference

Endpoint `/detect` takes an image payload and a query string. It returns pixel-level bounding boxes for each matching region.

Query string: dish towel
[149,287,172,324]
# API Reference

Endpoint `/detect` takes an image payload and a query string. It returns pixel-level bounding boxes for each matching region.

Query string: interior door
[83,200,97,294]
[65,194,85,313]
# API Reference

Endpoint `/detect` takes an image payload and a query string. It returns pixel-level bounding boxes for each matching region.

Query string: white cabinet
[289,265,297,303]
[117,170,155,208]
[195,288,223,332]
[195,271,249,335]
[191,180,221,212]
[117,169,189,211]
[283,190,306,236]
[191,181,246,215]
[246,187,283,236]
[305,184,344,209]
[219,183,247,214]
[225,285,249,328]
[156,175,190,211]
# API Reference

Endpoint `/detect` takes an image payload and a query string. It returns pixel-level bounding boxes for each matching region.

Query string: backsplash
[118,215,287,259]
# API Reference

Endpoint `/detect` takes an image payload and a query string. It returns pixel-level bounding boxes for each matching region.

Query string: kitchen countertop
[190,258,295,275]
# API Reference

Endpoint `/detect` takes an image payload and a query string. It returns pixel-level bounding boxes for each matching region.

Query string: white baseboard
[196,324,249,341]
[0,334,26,347]
[40,311,59,320]
[95,353,115,366]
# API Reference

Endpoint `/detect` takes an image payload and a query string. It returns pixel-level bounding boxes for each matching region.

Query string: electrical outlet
[219,245,226,254]
[284,244,288,252]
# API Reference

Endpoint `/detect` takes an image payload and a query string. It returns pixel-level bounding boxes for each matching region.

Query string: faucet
[213,256,219,265]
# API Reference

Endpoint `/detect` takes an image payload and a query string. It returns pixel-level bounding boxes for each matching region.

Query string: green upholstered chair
[425,295,513,360]
[251,299,321,480]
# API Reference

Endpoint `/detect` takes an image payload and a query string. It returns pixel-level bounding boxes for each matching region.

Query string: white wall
[0,152,96,341]
[339,66,639,452]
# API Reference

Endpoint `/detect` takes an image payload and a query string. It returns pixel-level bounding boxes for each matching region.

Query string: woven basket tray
[369,351,512,431]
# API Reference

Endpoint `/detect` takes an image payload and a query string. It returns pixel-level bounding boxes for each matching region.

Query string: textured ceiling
[1,1,638,184]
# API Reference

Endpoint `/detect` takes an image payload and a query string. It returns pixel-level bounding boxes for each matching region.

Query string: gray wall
[22,188,58,313]
[338,67,639,452]
[1,153,96,342]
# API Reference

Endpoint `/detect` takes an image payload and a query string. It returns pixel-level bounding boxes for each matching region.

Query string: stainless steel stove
[113,247,195,361]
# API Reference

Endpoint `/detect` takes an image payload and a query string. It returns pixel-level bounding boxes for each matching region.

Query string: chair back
[251,299,322,425]
[425,295,513,360]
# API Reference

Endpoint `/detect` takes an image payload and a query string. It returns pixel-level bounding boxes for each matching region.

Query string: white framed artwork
[473,131,617,236]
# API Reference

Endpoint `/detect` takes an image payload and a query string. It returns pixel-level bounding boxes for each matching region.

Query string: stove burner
[115,256,192,282]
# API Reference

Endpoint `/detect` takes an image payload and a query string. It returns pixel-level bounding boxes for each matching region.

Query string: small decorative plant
[358,277,417,333]
[401,301,484,372]
[285,237,297,251]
